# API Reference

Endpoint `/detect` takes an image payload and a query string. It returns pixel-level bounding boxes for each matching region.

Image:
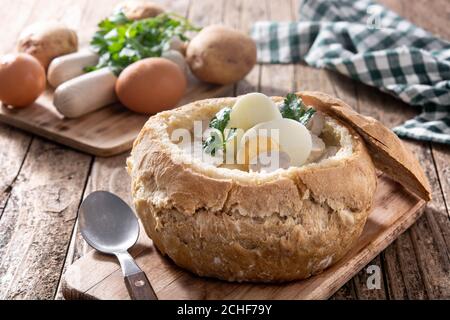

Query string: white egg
[228,92,282,131]
[239,118,312,167]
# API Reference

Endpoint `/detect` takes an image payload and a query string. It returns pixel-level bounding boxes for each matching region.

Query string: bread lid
[298,91,431,201]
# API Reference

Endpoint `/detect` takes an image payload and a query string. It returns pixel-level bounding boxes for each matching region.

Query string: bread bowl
[127,91,430,282]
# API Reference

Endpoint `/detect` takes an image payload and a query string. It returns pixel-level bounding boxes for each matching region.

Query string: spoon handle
[116,251,158,300]
[124,271,158,300]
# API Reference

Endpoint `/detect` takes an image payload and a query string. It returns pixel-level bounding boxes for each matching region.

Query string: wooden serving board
[0,78,232,157]
[62,174,426,300]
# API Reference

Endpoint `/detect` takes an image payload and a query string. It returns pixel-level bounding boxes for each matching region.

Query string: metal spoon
[79,191,157,300]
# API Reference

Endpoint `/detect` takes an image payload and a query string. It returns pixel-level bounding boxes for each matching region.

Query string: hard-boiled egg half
[223,92,281,162]
[237,133,281,165]
[238,118,312,169]
[227,92,282,131]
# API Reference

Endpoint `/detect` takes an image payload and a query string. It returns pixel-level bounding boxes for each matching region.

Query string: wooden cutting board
[62,173,425,300]
[0,78,232,157]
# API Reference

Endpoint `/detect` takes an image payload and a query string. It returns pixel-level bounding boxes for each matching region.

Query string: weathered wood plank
[330,279,357,300]
[0,0,95,299]
[224,0,264,96]
[261,0,295,98]
[0,128,32,212]
[222,0,243,30]
[0,138,91,299]
[0,0,42,216]
[382,245,408,299]
[410,212,450,298]
[261,0,295,97]
[355,83,450,299]
[352,256,389,300]
[398,0,450,41]
[189,0,225,27]
[386,231,428,299]
[379,0,449,42]
[407,144,449,299]
[432,144,450,223]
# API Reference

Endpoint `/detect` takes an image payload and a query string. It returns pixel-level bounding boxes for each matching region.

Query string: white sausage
[48,50,99,88]
[53,68,117,118]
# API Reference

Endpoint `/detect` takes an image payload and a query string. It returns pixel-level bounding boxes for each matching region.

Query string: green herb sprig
[86,11,200,75]
[279,93,316,126]
[202,108,236,156]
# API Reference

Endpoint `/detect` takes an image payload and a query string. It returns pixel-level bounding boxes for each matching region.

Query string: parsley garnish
[279,93,316,126]
[202,131,222,156]
[85,12,200,75]
[209,108,231,133]
[203,108,236,156]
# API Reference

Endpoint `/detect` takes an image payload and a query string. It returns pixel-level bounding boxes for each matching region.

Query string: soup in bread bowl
[127,91,430,282]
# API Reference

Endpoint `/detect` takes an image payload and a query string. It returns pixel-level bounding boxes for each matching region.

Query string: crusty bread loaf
[127,93,378,282]
[299,91,431,201]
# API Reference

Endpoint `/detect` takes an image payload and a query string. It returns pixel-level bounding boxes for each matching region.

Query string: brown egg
[0,53,46,107]
[116,58,187,114]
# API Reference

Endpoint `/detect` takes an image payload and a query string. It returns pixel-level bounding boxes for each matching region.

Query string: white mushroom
[249,151,291,173]
[307,134,326,163]
[307,111,325,136]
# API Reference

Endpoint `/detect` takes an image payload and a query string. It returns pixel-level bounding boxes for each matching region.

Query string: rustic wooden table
[0,0,448,300]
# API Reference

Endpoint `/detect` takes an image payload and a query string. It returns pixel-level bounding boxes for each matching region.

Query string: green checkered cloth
[252,0,450,145]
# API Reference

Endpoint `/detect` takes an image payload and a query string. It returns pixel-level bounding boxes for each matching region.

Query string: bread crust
[299,91,431,201]
[127,94,377,282]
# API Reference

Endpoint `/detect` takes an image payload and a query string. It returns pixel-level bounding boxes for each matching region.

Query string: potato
[17,21,78,69]
[114,1,165,20]
[186,25,257,85]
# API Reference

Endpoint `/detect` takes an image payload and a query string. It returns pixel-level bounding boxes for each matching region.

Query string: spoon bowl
[79,191,139,254]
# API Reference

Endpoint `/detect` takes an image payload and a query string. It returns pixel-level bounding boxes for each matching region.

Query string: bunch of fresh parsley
[203,94,316,155]
[85,11,200,75]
